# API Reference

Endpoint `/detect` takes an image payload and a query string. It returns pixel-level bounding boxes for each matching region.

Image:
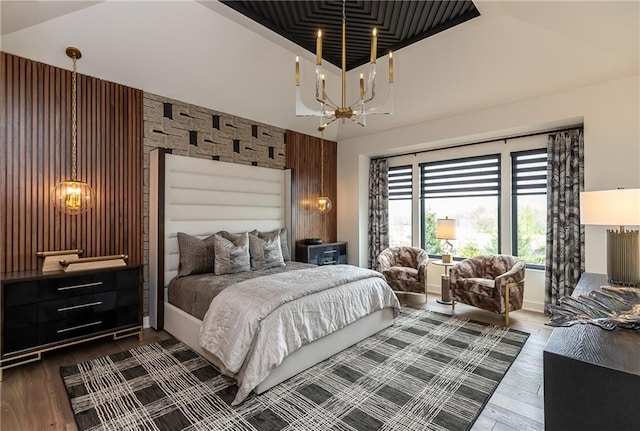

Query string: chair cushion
[458,277,495,297]
[384,266,419,282]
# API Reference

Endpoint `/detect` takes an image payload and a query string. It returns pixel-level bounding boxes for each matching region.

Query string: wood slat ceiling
[220,0,480,70]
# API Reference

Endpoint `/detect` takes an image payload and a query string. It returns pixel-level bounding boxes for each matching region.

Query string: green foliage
[516,204,546,265]
[423,211,443,255]
[458,242,482,258]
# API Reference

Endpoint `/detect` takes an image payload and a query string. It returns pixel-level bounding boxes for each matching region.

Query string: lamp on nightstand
[437,216,456,263]
[580,188,640,286]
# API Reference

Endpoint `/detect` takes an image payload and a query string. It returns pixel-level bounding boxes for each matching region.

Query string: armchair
[375,247,429,297]
[448,254,525,326]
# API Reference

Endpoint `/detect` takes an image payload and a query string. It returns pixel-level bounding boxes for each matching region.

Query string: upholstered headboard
[149,148,292,329]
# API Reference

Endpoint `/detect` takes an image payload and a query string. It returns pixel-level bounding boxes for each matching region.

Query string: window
[388,165,412,247]
[511,148,547,268]
[420,155,501,259]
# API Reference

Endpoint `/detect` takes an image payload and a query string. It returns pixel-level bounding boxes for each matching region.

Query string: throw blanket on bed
[199,264,400,405]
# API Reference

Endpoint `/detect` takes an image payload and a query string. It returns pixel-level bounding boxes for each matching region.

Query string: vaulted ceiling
[1,1,638,141]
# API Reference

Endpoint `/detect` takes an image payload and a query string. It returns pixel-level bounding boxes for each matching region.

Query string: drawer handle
[323,260,337,264]
[323,250,337,254]
[57,281,103,291]
[57,321,102,333]
[57,301,103,312]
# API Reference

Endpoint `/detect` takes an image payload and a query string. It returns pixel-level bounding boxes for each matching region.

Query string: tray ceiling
[220,1,480,70]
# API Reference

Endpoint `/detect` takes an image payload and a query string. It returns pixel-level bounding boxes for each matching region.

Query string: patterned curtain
[545,129,585,308]
[368,159,389,269]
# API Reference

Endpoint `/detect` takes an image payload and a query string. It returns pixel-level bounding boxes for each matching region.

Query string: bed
[149,149,399,405]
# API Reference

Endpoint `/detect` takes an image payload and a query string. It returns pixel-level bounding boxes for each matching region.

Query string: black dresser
[296,241,348,266]
[543,272,640,430]
[1,265,142,378]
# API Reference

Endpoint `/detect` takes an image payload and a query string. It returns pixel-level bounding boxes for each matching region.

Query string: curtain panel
[368,159,389,269]
[545,128,585,308]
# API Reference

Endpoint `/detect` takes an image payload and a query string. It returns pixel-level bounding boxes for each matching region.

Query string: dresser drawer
[307,243,348,265]
[38,291,117,324]
[38,272,115,301]
[38,312,117,345]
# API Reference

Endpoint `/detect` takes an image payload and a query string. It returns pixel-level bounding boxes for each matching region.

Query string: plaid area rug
[61,308,529,431]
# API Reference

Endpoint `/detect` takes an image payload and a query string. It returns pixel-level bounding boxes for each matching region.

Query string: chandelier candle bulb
[316,30,322,65]
[360,73,364,98]
[295,56,300,86]
[389,52,394,83]
[371,28,377,63]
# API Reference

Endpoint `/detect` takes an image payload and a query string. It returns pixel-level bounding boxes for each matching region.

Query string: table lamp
[437,217,456,263]
[580,188,640,286]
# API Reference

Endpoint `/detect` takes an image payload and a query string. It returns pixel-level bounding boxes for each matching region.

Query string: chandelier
[51,47,94,215]
[295,0,394,131]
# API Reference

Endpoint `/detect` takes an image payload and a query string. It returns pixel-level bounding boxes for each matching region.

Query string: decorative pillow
[251,228,291,261]
[176,232,216,278]
[213,231,250,275]
[249,232,285,270]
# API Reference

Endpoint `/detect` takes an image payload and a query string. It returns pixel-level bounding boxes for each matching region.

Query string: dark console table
[543,272,640,431]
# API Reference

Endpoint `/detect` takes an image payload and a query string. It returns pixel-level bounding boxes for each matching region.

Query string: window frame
[419,153,502,260]
[387,165,413,247]
[510,147,548,270]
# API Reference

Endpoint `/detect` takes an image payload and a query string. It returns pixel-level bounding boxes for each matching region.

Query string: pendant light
[316,131,332,214]
[52,47,94,215]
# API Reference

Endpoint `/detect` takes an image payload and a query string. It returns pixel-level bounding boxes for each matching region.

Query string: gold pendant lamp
[52,47,94,215]
[316,131,332,214]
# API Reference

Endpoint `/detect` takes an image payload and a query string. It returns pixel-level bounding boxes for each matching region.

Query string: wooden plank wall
[285,130,337,245]
[0,52,143,273]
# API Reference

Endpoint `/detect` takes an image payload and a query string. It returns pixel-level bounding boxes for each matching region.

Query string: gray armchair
[448,254,525,326]
[375,247,429,296]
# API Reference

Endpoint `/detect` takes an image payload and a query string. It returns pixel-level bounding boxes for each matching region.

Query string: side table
[432,260,456,305]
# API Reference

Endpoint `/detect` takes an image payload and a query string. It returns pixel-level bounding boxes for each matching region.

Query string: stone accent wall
[141,92,287,316]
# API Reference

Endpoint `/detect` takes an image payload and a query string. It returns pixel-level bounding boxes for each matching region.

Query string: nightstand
[296,242,348,266]
[0,265,142,379]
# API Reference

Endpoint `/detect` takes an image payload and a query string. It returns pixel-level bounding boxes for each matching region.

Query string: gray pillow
[213,231,250,275]
[176,232,216,277]
[249,232,285,270]
[251,228,291,261]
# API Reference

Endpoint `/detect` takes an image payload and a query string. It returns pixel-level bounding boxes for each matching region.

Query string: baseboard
[523,299,545,313]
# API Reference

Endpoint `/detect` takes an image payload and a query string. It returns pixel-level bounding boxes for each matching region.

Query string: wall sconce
[580,188,640,286]
[52,46,94,215]
[315,132,332,214]
[437,216,456,263]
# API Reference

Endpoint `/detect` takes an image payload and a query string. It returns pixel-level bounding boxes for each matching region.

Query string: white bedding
[199,264,400,405]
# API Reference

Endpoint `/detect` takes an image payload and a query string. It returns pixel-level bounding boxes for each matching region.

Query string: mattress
[167,261,316,320]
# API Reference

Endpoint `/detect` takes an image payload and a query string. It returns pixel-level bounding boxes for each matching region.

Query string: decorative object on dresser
[61,308,529,431]
[547,284,640,330]
[448,254,525,326]
[36,249,82,272]
[544,273,640,431]
[580,188,640,286]
[60,254,128,272]
[375,246,429,297]
[296,241,347,266]
[0,265,142,380]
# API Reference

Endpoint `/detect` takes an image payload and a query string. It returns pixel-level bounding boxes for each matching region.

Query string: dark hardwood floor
[0,296,551,431]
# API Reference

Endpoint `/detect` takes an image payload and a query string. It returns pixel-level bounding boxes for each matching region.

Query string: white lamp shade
[580,189,640,226]
[437,218,456,239]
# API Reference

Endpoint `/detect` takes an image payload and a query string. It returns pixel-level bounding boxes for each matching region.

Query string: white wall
[338,74,640,312]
